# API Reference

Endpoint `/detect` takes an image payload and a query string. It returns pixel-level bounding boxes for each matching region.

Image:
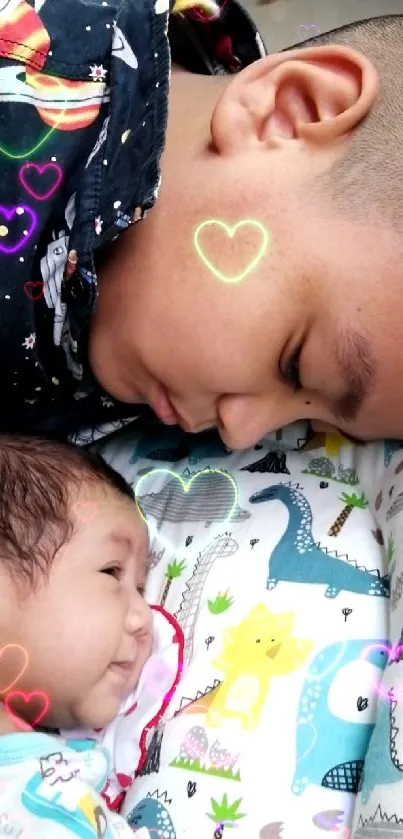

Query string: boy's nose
[310,420,338,433]
[180,419,216,434]
[218,393,313,449]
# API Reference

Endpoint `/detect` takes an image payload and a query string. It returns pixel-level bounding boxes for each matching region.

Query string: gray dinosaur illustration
[138,469,250,529]
[175,533,238,665]
[302,456,359,485]
[249,482,389,598]
[355,804,403,835]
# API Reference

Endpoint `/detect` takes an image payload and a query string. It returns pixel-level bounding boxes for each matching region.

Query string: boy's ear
[210,45,379,154]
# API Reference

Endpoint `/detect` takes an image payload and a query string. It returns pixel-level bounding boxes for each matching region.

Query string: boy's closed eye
[282,346,302,391]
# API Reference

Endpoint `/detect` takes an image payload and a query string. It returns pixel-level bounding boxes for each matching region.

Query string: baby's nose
[126,593,152,633]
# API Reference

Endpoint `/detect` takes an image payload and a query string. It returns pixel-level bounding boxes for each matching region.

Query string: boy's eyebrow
[331,328,377,422]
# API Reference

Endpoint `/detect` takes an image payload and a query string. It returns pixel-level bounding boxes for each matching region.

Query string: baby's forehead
[71,482,149,544]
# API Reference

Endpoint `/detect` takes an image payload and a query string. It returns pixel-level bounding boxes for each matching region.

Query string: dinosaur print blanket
[94,422,403,839]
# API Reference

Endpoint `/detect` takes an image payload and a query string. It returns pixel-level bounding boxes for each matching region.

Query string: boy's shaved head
[90,14,403,447]
[300,15,403,224]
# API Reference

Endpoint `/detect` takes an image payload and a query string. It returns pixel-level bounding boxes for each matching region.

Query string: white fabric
[94,422,397,838]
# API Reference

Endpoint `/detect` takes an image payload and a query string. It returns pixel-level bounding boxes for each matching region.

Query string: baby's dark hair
[0,434,134,591]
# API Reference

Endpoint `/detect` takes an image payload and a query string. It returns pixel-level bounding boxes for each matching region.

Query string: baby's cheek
[141,631,153,666]
[74,691,121,729]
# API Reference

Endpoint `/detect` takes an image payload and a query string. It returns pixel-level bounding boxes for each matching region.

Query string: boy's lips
[148,381,217,433]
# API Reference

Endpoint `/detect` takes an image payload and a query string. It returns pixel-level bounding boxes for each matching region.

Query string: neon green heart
[134,467,239,555]
[194,218,270,284]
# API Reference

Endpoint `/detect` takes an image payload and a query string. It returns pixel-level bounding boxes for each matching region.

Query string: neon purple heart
[0,205,37,254]
[19,162,63,202]
[360,643,403,702]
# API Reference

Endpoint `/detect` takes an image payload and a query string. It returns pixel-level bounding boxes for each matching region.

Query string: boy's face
[0,485,152,731]
[89,47,403,447]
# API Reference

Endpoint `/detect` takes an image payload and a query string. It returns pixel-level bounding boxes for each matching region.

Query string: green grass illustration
[208,590,234,614]
[170,756,241,781]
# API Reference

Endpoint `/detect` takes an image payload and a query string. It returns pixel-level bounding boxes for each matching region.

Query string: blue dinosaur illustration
[384,440,403,468]
[292,639,389,796]
[126,794,177,837]
[129,427,231,466]
[359,690,403,804]
[249,483,389,598]
[139,469,249,529]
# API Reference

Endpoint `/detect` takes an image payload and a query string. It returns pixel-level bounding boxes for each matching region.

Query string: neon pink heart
[5,690,50,728]
[0,205,36,254]
[19,162,63,201]
[188,0,228,23]
[23,281,44,302]
[0,644,29,694]
[360,643,403,701]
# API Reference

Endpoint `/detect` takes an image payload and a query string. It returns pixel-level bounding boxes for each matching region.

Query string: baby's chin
[65,694,124,731]
[46,649,152,731]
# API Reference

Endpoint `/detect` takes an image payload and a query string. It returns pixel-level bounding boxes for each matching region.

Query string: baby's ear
[210,45,379,155]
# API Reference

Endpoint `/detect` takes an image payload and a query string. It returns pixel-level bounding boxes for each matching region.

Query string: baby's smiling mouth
[109,660,136,678]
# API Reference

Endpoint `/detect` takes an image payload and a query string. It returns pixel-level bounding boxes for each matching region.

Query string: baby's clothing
[0,0,266,444]
[0,606,183,836]
[0,732,134,839]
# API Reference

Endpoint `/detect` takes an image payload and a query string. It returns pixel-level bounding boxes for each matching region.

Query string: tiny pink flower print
[22,333,36,350]
[89,64,107,81]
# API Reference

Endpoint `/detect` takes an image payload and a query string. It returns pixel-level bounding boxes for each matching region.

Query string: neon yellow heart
[134,467,239,554]
[194,218,270,284]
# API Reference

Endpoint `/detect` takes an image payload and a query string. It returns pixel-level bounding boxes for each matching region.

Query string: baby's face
[1,482,152,731]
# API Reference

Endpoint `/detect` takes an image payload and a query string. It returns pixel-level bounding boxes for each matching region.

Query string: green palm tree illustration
[206,794,246,837]
[328,491,368,537]
[159,558,186,607]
